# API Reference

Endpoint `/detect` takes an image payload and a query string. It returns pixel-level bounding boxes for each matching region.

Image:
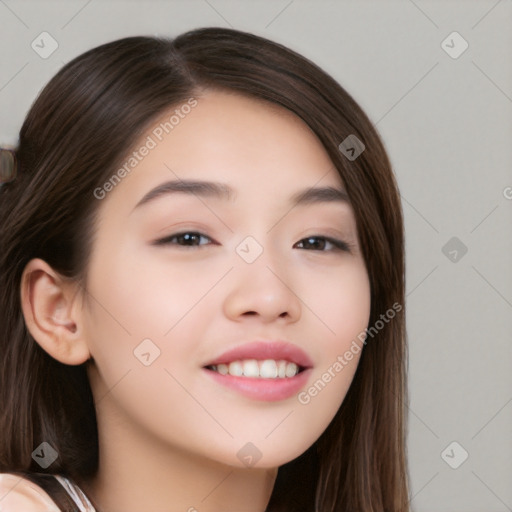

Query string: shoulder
[0,472,60,511]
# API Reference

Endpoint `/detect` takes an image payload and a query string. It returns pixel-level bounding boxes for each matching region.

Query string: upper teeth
[211,359,300,378]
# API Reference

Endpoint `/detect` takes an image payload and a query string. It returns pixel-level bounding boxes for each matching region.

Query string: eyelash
[153,231,352,253]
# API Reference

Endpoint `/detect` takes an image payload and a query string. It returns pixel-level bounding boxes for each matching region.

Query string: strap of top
[53,475,96,512]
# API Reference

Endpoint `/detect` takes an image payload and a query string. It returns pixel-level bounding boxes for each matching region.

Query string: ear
[20,258,91,365]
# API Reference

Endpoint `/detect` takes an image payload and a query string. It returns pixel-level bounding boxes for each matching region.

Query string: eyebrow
[132,179,349,211]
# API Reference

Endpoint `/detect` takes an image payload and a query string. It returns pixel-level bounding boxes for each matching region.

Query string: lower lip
[203,367,312,402]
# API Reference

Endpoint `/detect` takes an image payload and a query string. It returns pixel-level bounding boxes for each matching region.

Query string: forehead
[101,89,345,212]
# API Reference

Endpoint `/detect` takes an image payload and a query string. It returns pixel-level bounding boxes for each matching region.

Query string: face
[81,89,371,468]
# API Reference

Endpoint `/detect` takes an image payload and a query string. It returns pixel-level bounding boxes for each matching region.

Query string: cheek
[291,261,370,428]
[85,244,199,341]
[306,259,371,347]
[82,245,211,397]
[82,259,214,454]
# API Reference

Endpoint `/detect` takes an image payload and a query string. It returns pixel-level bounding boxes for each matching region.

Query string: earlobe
[20,258,91,365]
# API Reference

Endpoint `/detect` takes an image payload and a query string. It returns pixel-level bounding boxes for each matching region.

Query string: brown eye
[295,236,351,252]
[154,231,213,247]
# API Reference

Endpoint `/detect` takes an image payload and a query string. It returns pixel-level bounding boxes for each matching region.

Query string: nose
[222,249,302,325]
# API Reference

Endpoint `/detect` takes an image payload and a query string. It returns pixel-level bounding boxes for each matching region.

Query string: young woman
[0,27,409,511]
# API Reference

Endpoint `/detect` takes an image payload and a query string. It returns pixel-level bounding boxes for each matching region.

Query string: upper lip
[203,340,314,369]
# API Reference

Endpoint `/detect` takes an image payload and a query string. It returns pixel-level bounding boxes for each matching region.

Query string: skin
[0,474,60,511]
[21,90,371,512]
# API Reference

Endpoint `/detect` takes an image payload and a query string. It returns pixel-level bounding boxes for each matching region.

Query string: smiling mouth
[204,359,306,379]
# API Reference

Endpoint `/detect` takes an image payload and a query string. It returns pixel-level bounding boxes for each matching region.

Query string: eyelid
[298,235,353,253]
[152,230,354,253]
[152,231,215,247]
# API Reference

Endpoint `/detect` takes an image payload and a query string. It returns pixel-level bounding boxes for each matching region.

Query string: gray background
[1,1,511,510]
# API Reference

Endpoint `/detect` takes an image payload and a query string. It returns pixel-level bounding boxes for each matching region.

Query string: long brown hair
[0,27,408,511]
